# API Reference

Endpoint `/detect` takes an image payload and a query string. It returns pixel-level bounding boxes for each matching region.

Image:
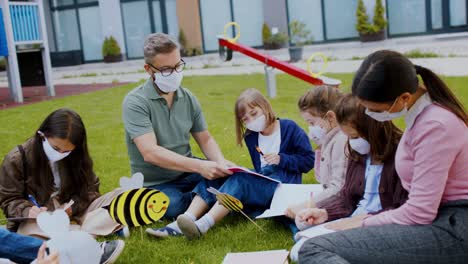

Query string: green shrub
[262,23,272,45]
[102,36,121,57]
[403,49,440,58]
[373,0,387,31]
[356,0,387,34]
[178,28,187,49]
[289,20,311,46]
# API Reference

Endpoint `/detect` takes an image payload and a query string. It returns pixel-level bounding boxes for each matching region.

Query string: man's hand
[28,206,48,218]
[223,159,237,168]
[35,243,59,264]
[264,153,280,165]
[198,160,233,180]
[297,208,328,225]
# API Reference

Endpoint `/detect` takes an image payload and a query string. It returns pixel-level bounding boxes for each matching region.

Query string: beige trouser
[18,188,124,239]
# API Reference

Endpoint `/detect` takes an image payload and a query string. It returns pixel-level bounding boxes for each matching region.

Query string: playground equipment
[0,0,54,103]
[218,22,341,98]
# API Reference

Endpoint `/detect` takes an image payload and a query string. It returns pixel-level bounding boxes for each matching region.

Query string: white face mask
[365,107,408,122]
[38,131,71,162]
[308,125,327,145]
[153,71,183,93]
[349,137,371,155]
[246,115,266,132]
[365,97,408,122]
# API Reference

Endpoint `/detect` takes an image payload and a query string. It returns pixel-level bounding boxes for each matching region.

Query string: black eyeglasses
[148,59,186,77]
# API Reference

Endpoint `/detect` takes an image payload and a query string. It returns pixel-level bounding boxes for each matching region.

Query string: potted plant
[356,0,387,42]
[178,28,189,57]
[262,23,288,50]
[102,36,122,63]
[288,20,311,62]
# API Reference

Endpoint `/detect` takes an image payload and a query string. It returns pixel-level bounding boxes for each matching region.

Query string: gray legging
[299,200,468,264]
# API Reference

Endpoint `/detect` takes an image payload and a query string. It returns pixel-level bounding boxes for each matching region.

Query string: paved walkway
[0,32,467,107]
[10,32,467,84]
[0,83,127,109]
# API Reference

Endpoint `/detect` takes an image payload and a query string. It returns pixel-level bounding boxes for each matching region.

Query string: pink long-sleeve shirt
[363,94,468,226]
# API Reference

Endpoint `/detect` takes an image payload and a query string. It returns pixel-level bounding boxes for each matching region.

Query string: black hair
[352,50,467,125]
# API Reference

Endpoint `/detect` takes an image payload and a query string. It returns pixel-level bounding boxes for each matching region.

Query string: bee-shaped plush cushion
[106,173,169,227]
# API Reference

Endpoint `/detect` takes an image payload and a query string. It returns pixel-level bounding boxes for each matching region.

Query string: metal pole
[1,0,23,103]
[264,65,277,98]
[36,0,55,96]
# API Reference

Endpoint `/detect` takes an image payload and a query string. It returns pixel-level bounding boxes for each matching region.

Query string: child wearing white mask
[289,94,408,261]
[285,86,348,219]
[293,94,407,232]
[172,88,315,240]
[0,109,125,264]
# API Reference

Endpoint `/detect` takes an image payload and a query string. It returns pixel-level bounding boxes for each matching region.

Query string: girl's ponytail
[415,65,468,125]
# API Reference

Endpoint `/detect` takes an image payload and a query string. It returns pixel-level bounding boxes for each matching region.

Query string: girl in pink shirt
[298,50,468,264]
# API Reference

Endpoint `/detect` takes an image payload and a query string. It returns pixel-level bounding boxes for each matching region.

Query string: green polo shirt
[122,78,207,186]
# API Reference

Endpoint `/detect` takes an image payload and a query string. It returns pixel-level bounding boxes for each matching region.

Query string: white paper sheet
[256,184,323,219]
[222,249,289,264]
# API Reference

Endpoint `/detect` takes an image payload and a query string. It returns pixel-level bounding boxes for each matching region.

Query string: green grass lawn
[1,73,467,263]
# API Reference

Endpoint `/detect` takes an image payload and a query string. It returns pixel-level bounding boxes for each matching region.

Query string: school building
[42,0,468,65]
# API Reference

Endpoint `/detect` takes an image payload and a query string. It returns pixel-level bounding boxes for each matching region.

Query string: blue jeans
[193,171,279,216]
[149,173,204,219]
[0,228,42,264]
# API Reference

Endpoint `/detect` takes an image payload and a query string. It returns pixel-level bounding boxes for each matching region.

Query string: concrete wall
[98,0,126,57]
[176,0,203,50]
[263,0,288,34]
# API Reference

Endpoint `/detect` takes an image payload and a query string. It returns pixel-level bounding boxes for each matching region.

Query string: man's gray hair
[143,33,180,64]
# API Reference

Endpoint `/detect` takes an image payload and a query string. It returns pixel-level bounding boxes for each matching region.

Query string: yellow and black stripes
[109,188,162,227]
[216,193,243,212]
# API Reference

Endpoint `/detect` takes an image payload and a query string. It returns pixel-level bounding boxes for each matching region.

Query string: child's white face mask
[246,114,266,132]
[308,125,326,145]
[349,137,371,155]
[38,131,71,162]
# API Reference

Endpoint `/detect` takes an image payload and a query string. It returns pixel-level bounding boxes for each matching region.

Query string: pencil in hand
[255,146,264,156]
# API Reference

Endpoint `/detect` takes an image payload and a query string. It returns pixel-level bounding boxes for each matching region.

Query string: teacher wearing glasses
[122,33,234,237]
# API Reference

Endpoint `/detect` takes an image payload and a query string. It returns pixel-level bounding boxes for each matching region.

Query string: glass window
[232,0,263,47]
[165,0,179,38]
[431,0,443,29]
[122,0,152,58]
[152,0,164,33]
[450,0,467,26]
[200,0,232,51]
[287,0,323,42]
[76,0,98,4]
[324,0,359,40]
[78,6,103,61]
[51,0,74,8]
[52,9,81,51]
[388,0,427,35]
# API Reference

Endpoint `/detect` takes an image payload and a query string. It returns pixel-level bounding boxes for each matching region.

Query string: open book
[222,249,289,264]
[228,166,281,184]
[256,184,323,219]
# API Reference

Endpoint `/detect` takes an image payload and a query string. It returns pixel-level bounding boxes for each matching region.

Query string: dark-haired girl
[0,109,125,264]
[290,95,408,261]
[299,50,468,264]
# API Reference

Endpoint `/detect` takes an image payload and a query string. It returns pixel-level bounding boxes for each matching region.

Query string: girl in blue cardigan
[173,88,315,240]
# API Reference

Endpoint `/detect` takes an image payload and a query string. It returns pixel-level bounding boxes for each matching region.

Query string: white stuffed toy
[37,209,101,264]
